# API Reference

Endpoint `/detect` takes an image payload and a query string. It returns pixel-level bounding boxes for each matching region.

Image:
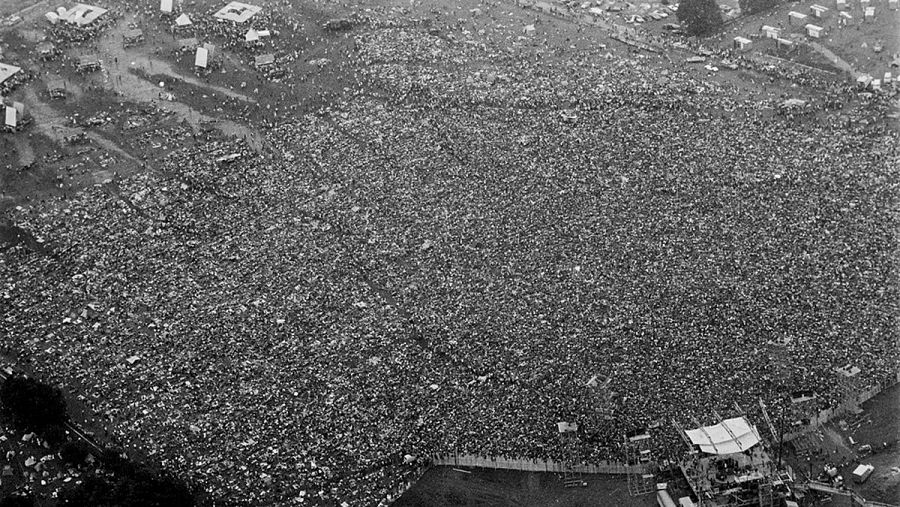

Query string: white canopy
[160,0,173,13]
[175,13,191,26]
[0,62,21,85]
[557,422,578,433]
[4,107,16,128]
[60,4,108,26]
[685,417,761,455]
[213,2,261,23]
[244,29,259,42]
[194,47,209,68]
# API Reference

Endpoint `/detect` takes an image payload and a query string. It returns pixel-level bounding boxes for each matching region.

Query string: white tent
[244,28,259,42]
[684,417,761,455]
[852,464,874,483]
[194,47,209,68]
[0,63,21,86]
[175,13,192,26]
[60,4,108,26]
[557,422,578,433]
[4,106,16,128]
[160,0,173,13]
[213,2,261,23]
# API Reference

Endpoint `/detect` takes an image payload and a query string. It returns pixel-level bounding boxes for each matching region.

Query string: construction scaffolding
[557,421,584,488]
[625,432,655,496]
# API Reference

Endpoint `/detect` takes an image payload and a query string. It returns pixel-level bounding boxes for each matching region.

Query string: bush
[676,0,724,36]
[0,495,35,507]
[60,440,93,465]
[59,468,195,507]
[0,375,68,431]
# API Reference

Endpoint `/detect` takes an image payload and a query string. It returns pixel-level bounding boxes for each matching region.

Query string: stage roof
[685,417,761,455]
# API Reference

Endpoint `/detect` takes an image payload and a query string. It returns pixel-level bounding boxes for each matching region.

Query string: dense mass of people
[2,6,899,507]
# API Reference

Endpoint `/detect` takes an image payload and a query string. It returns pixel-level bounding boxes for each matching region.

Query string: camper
[46,76,66,99]
[123,28,144,47]
[76,55,101,72]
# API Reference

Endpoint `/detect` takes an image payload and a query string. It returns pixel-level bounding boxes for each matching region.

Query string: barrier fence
[784,371,900,443]
[429,454,642,475]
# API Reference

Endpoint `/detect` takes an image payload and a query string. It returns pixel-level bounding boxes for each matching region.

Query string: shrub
[60,440,94,465]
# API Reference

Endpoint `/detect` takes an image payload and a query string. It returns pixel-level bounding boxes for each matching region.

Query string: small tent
[852,464,874,483]
[194,47,209,68]
[4,106,16,128]
[160,0,173,13]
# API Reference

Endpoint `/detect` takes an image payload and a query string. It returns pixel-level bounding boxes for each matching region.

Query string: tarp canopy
[254,53,275,66]
[0,63,21,85]
[213,2,261,23]
[557,422,578,433]
[60,4,108,26]
[685,417,761,455]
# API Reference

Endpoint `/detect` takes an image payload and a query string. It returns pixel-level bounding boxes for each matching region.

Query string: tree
[677,0,724,36]
[60,440,94,466]
[0,375,68,432]
[738,0,780,15]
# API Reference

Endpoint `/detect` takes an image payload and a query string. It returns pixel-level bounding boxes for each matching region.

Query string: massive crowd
[2,6,900,507]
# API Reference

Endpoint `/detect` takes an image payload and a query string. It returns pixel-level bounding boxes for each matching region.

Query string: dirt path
[98,19,257,105]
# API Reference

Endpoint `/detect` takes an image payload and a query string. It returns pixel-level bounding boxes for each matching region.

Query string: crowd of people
[2,3,900,507]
